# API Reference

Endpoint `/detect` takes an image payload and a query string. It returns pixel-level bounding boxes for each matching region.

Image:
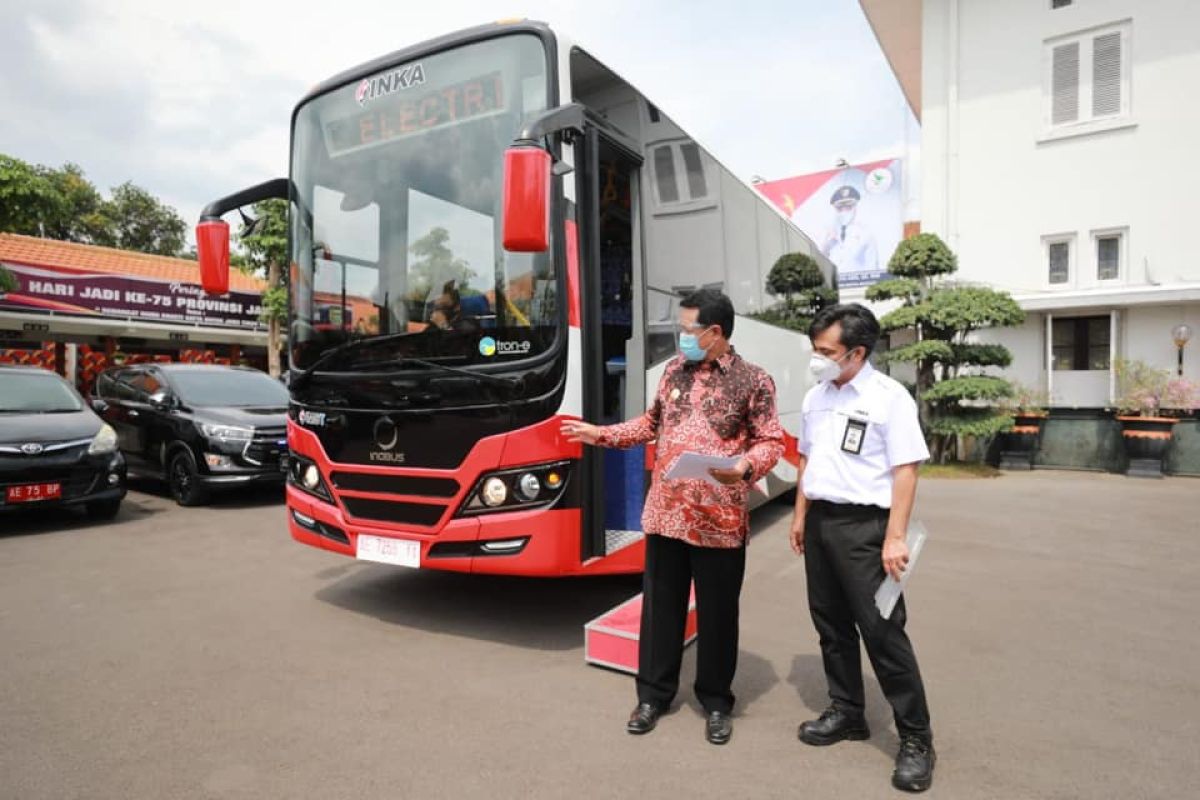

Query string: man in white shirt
[790,303,935,793]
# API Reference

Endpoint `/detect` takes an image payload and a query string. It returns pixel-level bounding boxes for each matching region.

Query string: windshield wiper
[289,331,420,390]
[345,356,524,390]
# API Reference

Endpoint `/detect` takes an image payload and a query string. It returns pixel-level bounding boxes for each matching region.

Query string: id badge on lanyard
[840,412,869,455]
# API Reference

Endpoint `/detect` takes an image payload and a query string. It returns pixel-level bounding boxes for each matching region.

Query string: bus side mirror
[196,219,231,295]
[502,144,551,253]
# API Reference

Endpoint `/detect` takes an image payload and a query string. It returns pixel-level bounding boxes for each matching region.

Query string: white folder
[874,521,929,619]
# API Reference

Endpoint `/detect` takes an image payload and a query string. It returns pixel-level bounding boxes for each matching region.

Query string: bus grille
[340,497,446,528]
[330,472,459,498]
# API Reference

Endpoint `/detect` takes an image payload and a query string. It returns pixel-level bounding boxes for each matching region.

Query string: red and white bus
[196,20,830,576]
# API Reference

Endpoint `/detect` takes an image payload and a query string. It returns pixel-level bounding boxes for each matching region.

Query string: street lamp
[1172,323,1193,376]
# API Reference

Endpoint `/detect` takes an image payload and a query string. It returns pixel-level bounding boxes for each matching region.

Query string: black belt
[809,499,889,519]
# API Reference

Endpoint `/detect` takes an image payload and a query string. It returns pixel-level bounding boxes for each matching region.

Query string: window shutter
[1092,32,1122,117]
[1052,42,1080,124]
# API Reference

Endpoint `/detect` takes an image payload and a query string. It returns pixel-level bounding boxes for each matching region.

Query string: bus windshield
[289,34,555,372]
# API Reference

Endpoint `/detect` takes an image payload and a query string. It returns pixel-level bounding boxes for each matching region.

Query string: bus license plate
[356,534,420,569]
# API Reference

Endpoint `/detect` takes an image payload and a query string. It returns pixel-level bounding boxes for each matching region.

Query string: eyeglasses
[677,323,715,335]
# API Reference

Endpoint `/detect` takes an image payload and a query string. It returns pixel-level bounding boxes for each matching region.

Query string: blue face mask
[679,332,708,362]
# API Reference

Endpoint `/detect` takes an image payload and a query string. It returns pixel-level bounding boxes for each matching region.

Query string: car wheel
[85,497,122,520]
[168,450,209,507]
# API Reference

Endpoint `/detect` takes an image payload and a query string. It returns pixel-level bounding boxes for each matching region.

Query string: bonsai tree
[753,251,837,332]
[866,233,1025,462]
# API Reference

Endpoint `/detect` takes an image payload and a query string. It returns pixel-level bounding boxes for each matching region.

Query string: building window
[1048,240,1071,284]
[1096,232,1121,280]
[1044,234,1075,285]
[1045,22,1130,130]
[1052,316,1111,370]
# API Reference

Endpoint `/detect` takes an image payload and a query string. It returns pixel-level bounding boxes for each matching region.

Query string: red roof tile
[0,233,266,293]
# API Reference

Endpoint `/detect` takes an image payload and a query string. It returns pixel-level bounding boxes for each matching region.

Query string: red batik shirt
[597,348,784,548]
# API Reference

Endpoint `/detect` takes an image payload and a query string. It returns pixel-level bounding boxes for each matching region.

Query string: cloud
[0,0,912,241]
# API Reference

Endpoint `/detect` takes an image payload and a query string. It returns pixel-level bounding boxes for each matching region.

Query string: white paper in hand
[874,521,928,619]
[664,451,742,486]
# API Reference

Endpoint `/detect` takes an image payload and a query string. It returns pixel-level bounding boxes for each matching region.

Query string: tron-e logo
[479,337,531,357]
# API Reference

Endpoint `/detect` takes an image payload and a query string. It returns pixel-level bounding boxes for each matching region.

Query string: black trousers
[805,500,932,740]
[637,533,746,714]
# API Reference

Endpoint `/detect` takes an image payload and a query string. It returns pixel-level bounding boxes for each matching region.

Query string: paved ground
[1,471,1198,799]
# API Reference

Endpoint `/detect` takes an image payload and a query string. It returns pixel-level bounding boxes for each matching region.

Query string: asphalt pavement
[1,471,1198,799]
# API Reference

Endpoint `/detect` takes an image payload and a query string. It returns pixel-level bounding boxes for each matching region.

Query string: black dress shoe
[797,707,871,746]
[705,711,733,745]
[626,702,663,735]
[892,735,936,792]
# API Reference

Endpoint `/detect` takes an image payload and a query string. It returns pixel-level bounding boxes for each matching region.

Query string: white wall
[920,0,1200,403]
[1124,305,1200,378]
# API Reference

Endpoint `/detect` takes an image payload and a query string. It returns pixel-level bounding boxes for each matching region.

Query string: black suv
[0,365,126,520]
[93,364,289,506]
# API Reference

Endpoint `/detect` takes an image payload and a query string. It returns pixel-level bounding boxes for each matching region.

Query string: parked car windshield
[0,370,84,413]
[169,370,289,408]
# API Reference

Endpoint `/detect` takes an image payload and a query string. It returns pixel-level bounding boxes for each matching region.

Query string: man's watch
[741,465,754,482]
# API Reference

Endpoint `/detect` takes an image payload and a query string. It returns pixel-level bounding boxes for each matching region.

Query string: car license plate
[6,482,62,503]
[356,534,421,569]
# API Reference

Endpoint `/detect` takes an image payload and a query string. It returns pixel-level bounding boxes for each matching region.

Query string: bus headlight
[459,462,570,516]
[516,473,541,501]
[481,477,508,507]
[302,464,321,490]
[287,455,331,501]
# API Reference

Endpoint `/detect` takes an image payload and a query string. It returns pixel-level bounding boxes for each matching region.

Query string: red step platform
[584,588,698,674]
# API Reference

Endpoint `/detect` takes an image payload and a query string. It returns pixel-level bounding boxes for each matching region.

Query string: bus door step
[583,586,697,675]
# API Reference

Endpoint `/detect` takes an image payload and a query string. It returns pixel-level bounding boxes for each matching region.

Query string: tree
[866,233,1025,462]
[42,163,108,243]
[753,251,837,332]
[239,199,289,378]
[406,226,477,316]
[1,155,190,257]
[94,182,188,256]
[0,154,66,237]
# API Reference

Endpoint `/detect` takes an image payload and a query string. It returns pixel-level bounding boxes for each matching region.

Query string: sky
[0,0,917,242]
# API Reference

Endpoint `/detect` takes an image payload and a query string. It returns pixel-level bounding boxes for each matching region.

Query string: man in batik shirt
[563,288,783,746]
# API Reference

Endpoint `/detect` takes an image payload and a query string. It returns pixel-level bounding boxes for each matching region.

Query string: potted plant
[997,383,1050,470]
[1113,359,1200,477]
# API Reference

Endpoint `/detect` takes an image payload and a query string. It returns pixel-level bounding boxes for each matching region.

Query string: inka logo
[478,337,532,357]
[355,62,426,105]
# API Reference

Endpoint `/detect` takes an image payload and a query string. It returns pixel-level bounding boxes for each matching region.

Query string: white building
[861,0,1200,407]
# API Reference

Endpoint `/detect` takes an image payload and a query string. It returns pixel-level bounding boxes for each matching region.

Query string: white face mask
[836,208,855,226]
[809,351,853,382]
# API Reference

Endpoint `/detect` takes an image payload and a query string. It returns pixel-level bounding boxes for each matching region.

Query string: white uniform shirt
[822,221,879,274]
[799,362,929,508]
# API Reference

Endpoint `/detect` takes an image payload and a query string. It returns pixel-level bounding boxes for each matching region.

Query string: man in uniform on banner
[820,186,879,276]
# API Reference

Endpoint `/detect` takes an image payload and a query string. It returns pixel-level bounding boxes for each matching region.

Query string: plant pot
[999,412,1048,470]
[1116,415,1178,478]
